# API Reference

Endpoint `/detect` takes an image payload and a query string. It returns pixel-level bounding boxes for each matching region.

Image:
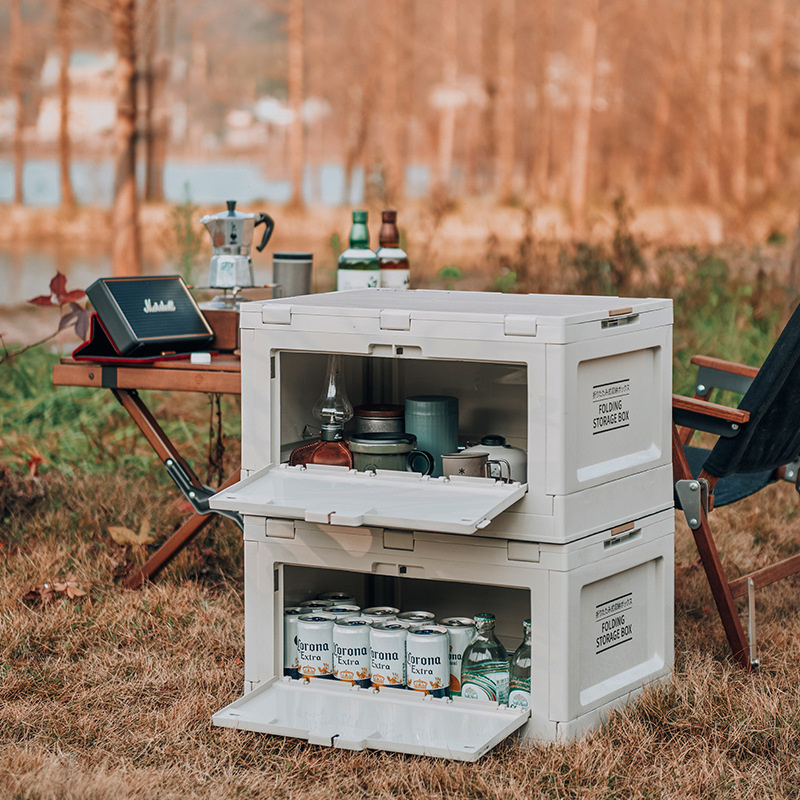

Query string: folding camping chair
[672,302,800,671]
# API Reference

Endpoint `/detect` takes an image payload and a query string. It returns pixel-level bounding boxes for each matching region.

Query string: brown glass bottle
[376,209,410,289]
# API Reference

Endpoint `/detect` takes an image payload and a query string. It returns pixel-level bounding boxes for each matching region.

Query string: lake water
[0,157,431,304]
[0,158,430,207]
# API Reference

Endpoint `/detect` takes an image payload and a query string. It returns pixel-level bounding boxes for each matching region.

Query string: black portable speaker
[86,275,214,357]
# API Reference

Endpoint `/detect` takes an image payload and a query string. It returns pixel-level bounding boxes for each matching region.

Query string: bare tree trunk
[142,0,161,203]
[531,0,553,199]
[679,0,703,200]
[706,0,723,206]
[730,0,751,210]
[763,0,784,192]
[436,0,458,195]
[496,0,515,201]
[379,0,401,204]
[11,0,24,205]
[569,0,599,235]
[480,0,499,196]
[112,0,142,276]
[58,0,76,209]
[288,0,305,209]
[642,2,686,204]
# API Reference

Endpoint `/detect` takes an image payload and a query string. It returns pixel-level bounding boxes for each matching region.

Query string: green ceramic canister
[404,395,459,477]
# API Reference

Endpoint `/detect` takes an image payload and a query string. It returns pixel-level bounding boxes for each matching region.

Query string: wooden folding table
[52,356,242,589]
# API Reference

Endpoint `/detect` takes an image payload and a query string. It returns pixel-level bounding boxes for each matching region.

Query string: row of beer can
[284,599,476,697]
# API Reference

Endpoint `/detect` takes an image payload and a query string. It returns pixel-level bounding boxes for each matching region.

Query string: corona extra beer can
[318,592,357,605]
[283,606,306,678]
[296,613,335,679]
[326,604,361,619]
[333,618,372,688]
[361,606,400,623]
[370,621,407,689]
[406,624,449,697]
[397,610,436,626]
[297,599,334,610]
[439,617,476,695]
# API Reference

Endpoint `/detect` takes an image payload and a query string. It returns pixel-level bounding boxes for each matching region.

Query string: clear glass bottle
[460,612,509,704]
[337,210,380,290]
[375,209,410,289]
[508,619,531,710]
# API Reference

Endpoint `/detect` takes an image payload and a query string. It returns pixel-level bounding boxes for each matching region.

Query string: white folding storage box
[211,289,675,760]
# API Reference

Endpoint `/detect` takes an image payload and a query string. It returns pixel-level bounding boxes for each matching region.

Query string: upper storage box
[233,289,673,544]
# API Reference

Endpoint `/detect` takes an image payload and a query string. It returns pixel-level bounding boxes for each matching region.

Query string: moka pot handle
[255,213,276,252]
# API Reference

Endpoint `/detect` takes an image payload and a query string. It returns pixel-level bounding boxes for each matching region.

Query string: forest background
[3,0,800,284]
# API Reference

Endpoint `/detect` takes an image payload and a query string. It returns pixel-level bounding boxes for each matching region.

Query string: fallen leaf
[66,585,87,599]
[108,516,155,547]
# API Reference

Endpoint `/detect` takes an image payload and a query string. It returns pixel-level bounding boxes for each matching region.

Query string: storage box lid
[210,463,526,534]
[242,288,671,343]
[213,677,529,761]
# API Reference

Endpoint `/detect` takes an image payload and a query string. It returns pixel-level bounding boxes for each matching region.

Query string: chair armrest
[689,355,759,397]
[673,394,750,438]
[689,355,760,379]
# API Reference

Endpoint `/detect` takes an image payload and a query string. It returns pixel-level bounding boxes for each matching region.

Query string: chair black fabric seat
[679,445,776,508]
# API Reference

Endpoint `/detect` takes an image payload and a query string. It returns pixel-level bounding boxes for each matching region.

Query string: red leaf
[50,272,68,298]
[28,294,56,307]
[60,289,86,304]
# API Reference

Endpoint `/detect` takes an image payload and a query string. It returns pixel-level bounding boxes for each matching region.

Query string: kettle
[200,200,275,289]
[461,434,527,482]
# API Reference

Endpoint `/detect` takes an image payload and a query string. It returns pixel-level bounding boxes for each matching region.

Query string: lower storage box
[211,507,674,758]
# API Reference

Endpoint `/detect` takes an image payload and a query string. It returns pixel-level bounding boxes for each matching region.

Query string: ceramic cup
[348,432,434,475]
[441,451,512,481]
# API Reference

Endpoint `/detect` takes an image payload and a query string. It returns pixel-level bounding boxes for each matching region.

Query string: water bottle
[509,618,532,710]
[460,612,509,704]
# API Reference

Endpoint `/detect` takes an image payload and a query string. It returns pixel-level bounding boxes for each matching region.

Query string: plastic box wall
[213,507,673,746]
[236,289,673,544]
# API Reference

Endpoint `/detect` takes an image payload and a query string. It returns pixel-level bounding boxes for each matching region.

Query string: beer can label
[407,625,449,697]
[333,619,371,687]
[283,606,305,678]
[296,614,334,678]
[370,622,407,688]
[439,619,476,695]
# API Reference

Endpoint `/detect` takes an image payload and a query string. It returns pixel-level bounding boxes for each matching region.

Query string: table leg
[125,470,242,589]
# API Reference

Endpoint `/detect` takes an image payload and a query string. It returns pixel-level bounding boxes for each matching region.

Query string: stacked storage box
[211,289,674,761]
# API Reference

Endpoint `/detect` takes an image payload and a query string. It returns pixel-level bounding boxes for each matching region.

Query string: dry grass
[3,462,800,799]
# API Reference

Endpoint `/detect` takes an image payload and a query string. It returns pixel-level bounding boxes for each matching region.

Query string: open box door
[211,463,527,535]
[213,676,530,761]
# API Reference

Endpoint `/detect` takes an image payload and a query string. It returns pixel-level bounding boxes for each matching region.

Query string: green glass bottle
[460,612,510,704]
[337,210,380,290]
[508,619,531,710]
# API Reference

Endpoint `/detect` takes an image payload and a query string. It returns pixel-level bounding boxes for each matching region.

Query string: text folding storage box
[210,289,675,760]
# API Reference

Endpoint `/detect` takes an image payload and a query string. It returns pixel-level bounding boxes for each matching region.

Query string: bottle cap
[352,210,368,222]
[474,612,496,622]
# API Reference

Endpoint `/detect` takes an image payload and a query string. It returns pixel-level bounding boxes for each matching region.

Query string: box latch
[503,315,537,337]
[262,305,292,325]
[266,519,296,539]
[380,309,411,331]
